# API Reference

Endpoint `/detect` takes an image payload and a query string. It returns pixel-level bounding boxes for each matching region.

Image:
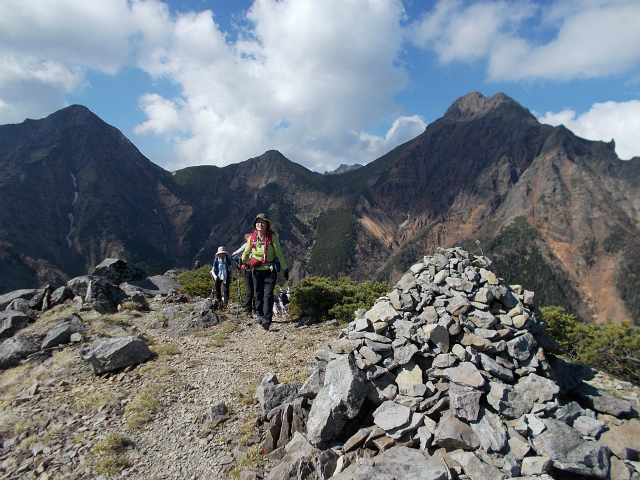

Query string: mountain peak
[444,92,534,122]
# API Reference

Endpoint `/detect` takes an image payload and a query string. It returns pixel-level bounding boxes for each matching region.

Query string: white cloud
[0,0,149,123]
[538,100,640,160]
[0,54,85,122]
[133,0,412,171]
[357,115,427,160]
[410,0,640,82]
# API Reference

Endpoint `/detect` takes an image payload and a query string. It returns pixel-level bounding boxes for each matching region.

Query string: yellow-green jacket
[241,232,288,271]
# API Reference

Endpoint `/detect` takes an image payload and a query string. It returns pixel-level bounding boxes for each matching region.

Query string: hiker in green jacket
[242,213,289,330]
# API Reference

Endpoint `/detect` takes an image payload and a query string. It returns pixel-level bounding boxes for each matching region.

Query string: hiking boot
[261,320,271,331]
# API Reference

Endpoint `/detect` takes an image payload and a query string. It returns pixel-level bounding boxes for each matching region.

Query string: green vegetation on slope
[479,217,580,314]
[543,306,640,384]
[290,276,390,324]
[603,225,640,325]
[309,210,358,278]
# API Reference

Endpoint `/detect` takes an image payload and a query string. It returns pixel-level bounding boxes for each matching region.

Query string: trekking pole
[235,261,241,319]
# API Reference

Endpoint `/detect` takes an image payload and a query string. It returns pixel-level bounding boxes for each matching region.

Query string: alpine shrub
[176,265,214,298]
[542,306,640,384]
[290,276,390,324]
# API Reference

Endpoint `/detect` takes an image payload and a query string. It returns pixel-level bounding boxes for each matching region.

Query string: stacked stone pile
[256,247,639,480]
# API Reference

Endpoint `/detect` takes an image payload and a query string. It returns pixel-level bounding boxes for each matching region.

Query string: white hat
[217,246,228,255]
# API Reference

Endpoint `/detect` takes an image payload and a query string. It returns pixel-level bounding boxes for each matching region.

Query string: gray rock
[41,313,88,350]
[395,361,425,397]
[479,352,514,382]
[505,332,537,361]
[92,258,146,283]
[573,416,606,438]
[515,373,559,403]
[467,309,497,328]
[470,409,508,453]
[434,412,480,450]
[521,456,552,475]
[347,446,447,480]
[390,343,418,368]
[388,290,415,312]
[446,295,472,316]
[255,374,301,417]
[0,289,40,310]
[573,383,634,417]
[449,382,482,422]
[422,324,450,353]
[120,275,184,297]
[598,418,640,461]
[441,361,485,389]
[330,339,362,354]
[366,372,398,405]
[364,302,400,324]
[531,418,611,478]
[0,310,30,339]
[306,354,367,445]
[49,286,74,306]
[450,451,506,480]
[487,382,535,419]
[555,401,585,424]
[300,368,324,398]
[79,336,152,374]
[0,334,44,369]
[550,357,594,394]
[264,432,319,480]
[372,400,412,431]
[68,275,127,314]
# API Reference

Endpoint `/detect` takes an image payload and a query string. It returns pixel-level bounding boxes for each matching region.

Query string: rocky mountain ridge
[1,92,638,325]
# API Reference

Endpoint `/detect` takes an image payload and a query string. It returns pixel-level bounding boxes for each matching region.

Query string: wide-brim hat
[252,213,271,229]
[216,246,228,255]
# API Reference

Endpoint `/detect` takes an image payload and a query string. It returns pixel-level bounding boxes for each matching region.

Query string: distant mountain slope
[0,94,638,325]
[0,105,196,291]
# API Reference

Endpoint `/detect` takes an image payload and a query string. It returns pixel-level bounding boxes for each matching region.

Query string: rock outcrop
[0,259,182,372]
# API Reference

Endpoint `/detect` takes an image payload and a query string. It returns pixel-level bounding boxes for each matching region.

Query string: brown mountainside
[0,93,638,324]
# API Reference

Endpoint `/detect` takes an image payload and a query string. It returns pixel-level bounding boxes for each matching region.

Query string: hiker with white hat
[211,245,233,307]
[241,213,289,330]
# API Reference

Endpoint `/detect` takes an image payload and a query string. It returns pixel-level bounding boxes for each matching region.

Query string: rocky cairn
[255,247,639,480]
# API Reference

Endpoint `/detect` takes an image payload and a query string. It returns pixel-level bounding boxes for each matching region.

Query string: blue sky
[1,0,639,173]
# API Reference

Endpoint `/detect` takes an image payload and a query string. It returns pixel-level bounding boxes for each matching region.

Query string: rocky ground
[1,293,639,480]
[0,298,342,480]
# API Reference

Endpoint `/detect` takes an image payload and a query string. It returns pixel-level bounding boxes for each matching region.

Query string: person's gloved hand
[232,254,239,262]
[283,269,289,281]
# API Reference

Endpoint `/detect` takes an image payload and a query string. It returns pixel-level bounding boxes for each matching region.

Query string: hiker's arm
[272,235,287,270]
[241,238,251,263]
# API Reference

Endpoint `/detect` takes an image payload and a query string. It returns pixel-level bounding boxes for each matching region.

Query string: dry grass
[228,445,262,479]
[150,341,181,359]
[125,387,160,430]
[91,431,132,476]
[75,387,123,413]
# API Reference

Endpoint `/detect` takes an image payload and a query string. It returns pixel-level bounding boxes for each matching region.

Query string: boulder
[306,354,367,445]
[41,313,88,350]
[79,336,152,374]
[0,310,31,339]
[0,289,40,310]
[0,334,45,369]
[531,418,611,478]
[120,275,184,297]
[91,258,146,284]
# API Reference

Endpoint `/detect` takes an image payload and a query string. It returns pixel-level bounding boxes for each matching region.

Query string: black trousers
[215,278,230,304]
[242,268,255,312]
[252,268,277,322]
